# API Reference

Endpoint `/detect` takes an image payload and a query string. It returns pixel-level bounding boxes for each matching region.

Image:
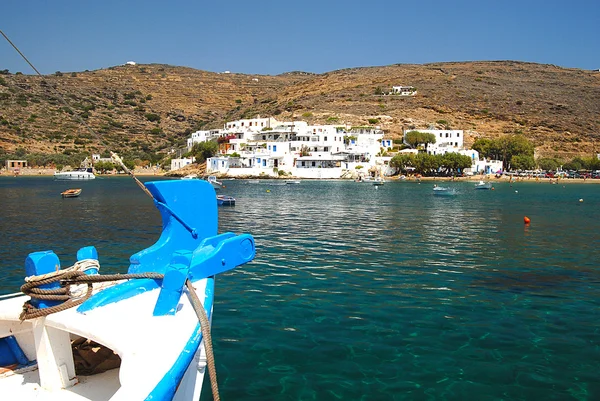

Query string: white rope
[24,259,100,283]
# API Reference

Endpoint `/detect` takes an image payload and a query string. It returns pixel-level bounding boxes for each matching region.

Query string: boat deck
[2,366,120,401]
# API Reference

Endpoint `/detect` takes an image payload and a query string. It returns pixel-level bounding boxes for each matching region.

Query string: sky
[1,0,599,76]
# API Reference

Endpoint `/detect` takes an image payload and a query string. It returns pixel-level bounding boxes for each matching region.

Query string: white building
[404,129,464,156]
[187,129,221,150]
[170,157,194,171]
[200,117,392,179]
[391,86,417,96]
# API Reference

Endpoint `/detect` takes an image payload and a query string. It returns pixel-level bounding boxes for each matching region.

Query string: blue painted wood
[144,278,215,401]
[24,250,61,309]
[77,278,160,313]
[153,251,192,316]
[77,246,99,275]
[128,180,217,275]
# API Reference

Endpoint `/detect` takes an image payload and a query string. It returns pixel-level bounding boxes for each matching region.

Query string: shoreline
[3,168,599,184]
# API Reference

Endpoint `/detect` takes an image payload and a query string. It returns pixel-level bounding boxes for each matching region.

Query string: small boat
[207,175,223,189]
[474,180,492,190]
[61,188,82,198]
[54,167,95,180]
[373,177,385,186]
[216,195,236,206]
[0,179,254,400]
[181,173,198,180]
[433,185,457,196]
[285,180,301,185]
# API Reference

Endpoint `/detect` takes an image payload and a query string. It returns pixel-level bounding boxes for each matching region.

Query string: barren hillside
[1,61,599,160]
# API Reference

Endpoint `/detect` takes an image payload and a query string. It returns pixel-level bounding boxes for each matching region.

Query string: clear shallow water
[1,177,599,400]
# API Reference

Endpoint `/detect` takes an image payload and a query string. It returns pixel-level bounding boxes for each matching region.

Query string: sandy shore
[396,175,600,184]
[3,168,599,184]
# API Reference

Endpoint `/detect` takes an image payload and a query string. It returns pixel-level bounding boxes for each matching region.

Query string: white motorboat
[474,180,492,190]
[54,167,95,180]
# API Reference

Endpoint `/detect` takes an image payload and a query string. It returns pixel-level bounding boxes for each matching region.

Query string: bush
[145,113,161,122]
[368,118,379,124]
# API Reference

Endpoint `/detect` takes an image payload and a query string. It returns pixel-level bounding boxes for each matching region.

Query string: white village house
[186,117,390,179]
[182,116,500,178]
[403,128,503,175]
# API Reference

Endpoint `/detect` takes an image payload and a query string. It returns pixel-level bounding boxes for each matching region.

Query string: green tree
[440,153,473,175]
[510,155,535,170]
[190,140,218,163]
[536,157,560,171]
[390,153,415,172]
[404,131,436,150]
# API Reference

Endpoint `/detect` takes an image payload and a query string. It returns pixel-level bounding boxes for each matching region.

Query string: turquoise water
[1,177,599,400]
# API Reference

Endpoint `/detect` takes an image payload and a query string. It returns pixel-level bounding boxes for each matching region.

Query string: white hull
[0,179,255,401]
[0,279,211,401]
[54,172,95,180]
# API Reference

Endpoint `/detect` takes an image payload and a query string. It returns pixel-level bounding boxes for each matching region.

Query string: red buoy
[524,216,531,224]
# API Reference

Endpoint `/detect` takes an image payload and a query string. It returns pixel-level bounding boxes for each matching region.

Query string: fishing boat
[0,179,255,400]
[54,167,95,180]
[216,195,236,206]
[61,188,82,198]
[474,180,492,190]
[285,180,301,185]
[433,185,457,196]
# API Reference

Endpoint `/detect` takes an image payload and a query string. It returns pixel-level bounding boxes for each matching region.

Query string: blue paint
[145,278,215,400]
[24,251,61,309]
[188,233,255,281]
[153,251,192,316]
[4,335,29,365]
[77,278,160,313]
[128,180,218,276]
[77,246,99,275]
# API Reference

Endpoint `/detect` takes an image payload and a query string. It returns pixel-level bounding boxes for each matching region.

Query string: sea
[1,176,599,401]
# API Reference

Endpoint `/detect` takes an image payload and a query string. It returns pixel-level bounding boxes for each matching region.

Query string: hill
[1,61,599,161]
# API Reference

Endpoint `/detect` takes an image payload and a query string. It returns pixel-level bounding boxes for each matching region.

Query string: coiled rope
[20,267,220,400]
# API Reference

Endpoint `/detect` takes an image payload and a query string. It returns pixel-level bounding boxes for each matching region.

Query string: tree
[536,157,560,171]
[404,131,436,150]
[510,155,535,170]
[440,153,473,175]
[190,140,218,163]
[390,153,419,175]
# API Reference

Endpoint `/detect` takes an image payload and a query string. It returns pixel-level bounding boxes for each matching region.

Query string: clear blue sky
[1,0,599,75]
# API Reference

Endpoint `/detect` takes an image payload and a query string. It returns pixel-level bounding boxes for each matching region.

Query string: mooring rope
[186,279,220,401]
[20,269,222,400]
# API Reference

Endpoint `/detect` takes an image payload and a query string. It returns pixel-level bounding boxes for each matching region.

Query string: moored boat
[207,175,223,189]
[54,168,95,180]
[474,180,492,190]
[216,194,236,206]
[61,188,82,198]
[433,185,457,196]
[0,179,255,400]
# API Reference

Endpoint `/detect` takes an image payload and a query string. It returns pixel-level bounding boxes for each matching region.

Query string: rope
[19,270,163,320]
[186,279,220,401]
[20,269,222,400]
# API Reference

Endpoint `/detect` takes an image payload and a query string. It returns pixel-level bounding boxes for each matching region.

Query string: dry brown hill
[1,61,599,161]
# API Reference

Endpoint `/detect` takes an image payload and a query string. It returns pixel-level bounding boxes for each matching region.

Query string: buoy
[524,216,531,224]
[266,189,270,193]
[491,187,495,190]
[579,199,583,202]
[515,190,518,193]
